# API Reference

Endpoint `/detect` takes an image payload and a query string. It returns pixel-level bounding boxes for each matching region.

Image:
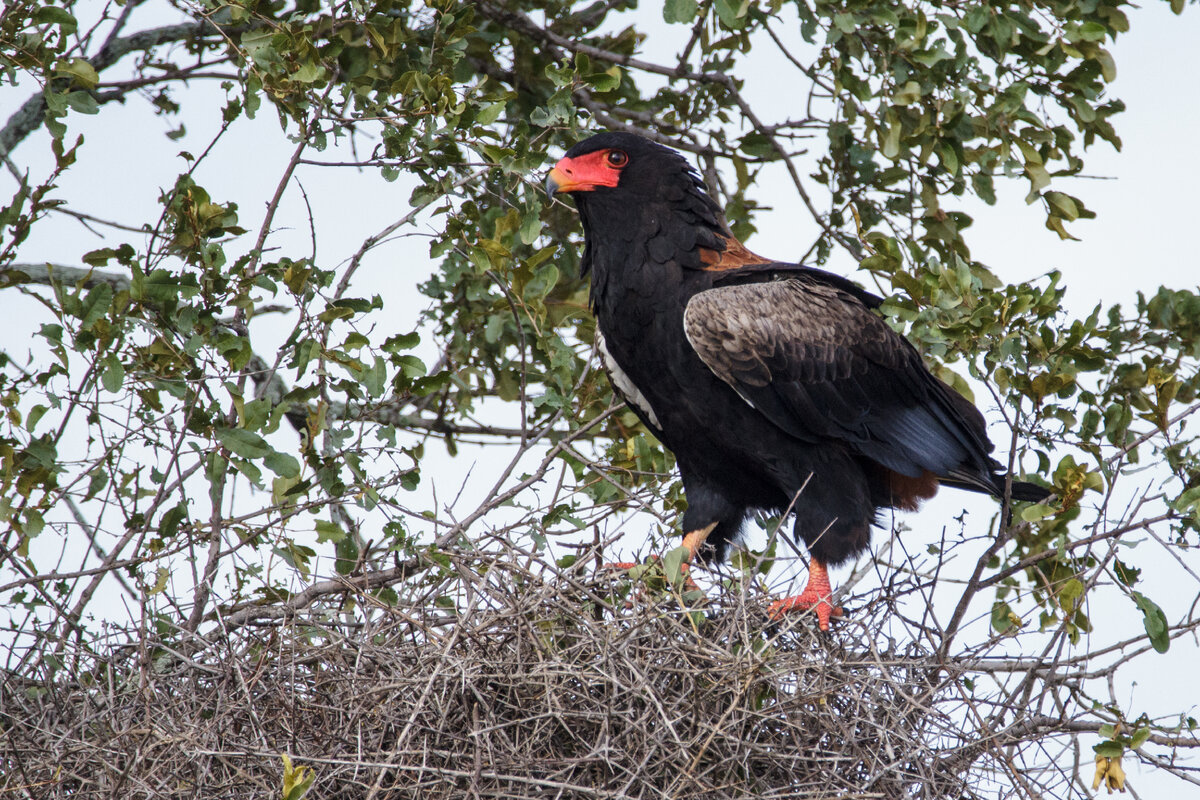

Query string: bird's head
[545,131,688,201]
[546,132,731,279]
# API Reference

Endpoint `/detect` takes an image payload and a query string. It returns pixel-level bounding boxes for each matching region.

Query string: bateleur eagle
[546,131,1049,630]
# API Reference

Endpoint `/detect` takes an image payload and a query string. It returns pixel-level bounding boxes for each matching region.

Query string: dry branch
[4,546,1188,800]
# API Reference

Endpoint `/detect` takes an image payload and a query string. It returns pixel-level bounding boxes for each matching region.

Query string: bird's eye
[606,150,629,167]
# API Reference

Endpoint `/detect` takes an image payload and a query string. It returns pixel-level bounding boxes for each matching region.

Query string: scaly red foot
[768,591,845,631]
[768,558,844,631]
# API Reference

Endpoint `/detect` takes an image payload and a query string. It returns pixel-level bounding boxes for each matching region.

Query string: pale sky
[3,2,1199,794]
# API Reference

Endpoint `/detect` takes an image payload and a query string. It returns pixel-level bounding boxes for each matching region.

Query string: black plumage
[546,131,1049,628]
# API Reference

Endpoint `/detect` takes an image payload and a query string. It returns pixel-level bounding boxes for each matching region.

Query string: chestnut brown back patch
[698,236,772,271]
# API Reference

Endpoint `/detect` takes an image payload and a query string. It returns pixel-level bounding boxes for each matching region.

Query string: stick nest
[2,553,991,799]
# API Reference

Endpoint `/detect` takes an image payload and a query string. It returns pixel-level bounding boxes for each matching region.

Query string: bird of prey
[546,131,1049,629]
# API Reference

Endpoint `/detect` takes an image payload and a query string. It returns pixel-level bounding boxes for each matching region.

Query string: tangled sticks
[1,548,1085,799]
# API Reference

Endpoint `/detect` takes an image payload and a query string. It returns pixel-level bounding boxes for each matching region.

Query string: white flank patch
[597,333,662,429]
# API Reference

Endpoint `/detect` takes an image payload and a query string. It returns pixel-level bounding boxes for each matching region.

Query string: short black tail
[941,472,1052,503]
[1007,479,1052,503]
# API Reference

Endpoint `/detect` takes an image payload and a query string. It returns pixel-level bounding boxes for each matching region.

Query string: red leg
[768,558,844,631]
[680,523,716,561]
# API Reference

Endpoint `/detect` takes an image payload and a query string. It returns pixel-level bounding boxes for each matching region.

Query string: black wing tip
[943,473,1053,504]
[1007,479,1053,503]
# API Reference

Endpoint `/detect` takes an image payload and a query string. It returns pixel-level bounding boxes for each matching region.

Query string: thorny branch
[2,3,1199,798]
[0,20,233,157]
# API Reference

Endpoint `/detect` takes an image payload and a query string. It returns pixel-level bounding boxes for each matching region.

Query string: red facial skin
[546,148,627,195]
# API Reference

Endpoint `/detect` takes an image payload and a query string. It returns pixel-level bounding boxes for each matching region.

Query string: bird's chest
[591,270,718,439]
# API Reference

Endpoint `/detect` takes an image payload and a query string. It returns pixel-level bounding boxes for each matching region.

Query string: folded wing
[682,274,997,489]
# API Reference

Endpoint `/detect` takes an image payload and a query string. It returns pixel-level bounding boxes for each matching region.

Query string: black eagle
[546,131,1049,629]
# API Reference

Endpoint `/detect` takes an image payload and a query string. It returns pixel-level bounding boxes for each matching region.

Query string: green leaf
[586,69,621,92]
[315,520,344,543]
[395,355,426,380]
[84,469,108,501]
[216,428,271,459]
[292,62,325,83]
[893,81,921,106]
[1113,558,1140,587]
[1057,578,1083,612]
[971,172,997,205]
[362,355,387,398]
[316,305,354,323]
[34,6,78,32]
[1046,216,1078,240]
[101,357,124,393]
[147,567,169,596]
[1093,47,1117,83]
[383,331,420,352]
[82,247,118,266]
[264,451,300,478]
[1130,726,1150,750]
[281,753,316,800]
[1019,503,1056,522]
[476,101,505,126]
[1173,485,1200,514]
[990,601,1018,633]
[519,210,543,245]
[662,545,689,588]
[22,510,45,539]
[78,282,113,331]
[56,58,100,89]
[335,535,359,575]
[1077,22,1108,42]
[663,0,698,23]
[157,504,187,540]
[713,0,747,28]
[1131,591,1170,653]
[833,12,858,33]
[1024,161,1051,193]
[66,90,100,115]
[881,119,902,159]
[1044,191,1079,221]
[739,132,776,159]
[25,405,48,433]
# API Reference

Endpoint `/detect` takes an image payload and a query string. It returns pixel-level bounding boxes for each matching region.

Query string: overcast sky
[4,2,1199,793]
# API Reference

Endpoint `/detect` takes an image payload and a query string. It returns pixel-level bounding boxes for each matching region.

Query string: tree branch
[0,19,230,157]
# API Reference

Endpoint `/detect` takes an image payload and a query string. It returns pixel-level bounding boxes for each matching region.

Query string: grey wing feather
[683,278,992,481]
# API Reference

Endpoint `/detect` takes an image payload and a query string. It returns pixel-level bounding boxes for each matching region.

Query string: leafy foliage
[1,0,1199,795]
